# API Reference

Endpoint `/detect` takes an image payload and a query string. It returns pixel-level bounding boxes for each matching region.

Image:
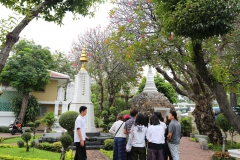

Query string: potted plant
[41,111,56,133]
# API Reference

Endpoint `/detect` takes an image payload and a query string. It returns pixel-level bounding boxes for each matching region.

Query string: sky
[0,2,114,54]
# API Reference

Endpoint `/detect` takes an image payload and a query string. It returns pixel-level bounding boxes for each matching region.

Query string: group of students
[109,108,181,160]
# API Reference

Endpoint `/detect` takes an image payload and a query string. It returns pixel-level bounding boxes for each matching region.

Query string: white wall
[0,112,15,126]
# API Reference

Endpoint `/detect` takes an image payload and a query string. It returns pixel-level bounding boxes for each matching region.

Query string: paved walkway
[179,137,212,160]
[0,132,212,160]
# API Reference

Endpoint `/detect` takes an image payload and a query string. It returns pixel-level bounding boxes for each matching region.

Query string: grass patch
[0,146,60,159]
[3,135,41,144]
[190,138,196,142]
[100,149,113,160]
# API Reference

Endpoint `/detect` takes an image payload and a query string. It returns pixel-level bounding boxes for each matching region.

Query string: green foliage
[157,0,240,40]
[66,149,74,160]
[100,149,113,160]
[120,110,130,115]
[30,141,36,148]
[180,116,192,136]
[0,39,51,94]
[41,111,56,129]
[103,139,114,151]
[212,151,235,160]
[0,137,4,143]
[60,133,73,150]
[35,142,62,153]
[0,144,13,148]
[108,115,116,122]
[21,132,31,152]
[0,126,9,133]
[211,140,240,152]
[189,138,195,142]
[0,0,104,25]
[216,113,231,132]
[137,74,177,103]
[109,106,117,115]
[12,95,40,126]
[101,110,108,116]
[25,129,31,133]
[208,143,213,148]
[0,154,47,160]
[17,141,24,148]
[59,111,78,139]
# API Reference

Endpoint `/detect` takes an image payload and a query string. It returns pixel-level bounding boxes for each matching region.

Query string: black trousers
[74,142,87,160]
[131,146,146,160]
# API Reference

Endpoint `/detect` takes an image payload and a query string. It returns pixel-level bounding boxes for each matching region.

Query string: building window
[39,106,47,116]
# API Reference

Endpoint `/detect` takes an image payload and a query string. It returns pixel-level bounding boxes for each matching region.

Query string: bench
[195,134,209,142]
[198,138,208,150]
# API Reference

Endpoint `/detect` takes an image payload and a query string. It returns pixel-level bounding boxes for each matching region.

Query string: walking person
[146,114,165,160]
[131,113,148,160]
[165,116,173,160]
[167,111,181,160]
[74,106,89,160]
[124,108,138,160]
[109,114,126,160]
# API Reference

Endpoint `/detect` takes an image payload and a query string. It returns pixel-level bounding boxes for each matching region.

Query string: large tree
[154,0,240,133]
[108,0,225,144]
[0,39,52,123]
[70,26,141,110]
[0,0,105,72]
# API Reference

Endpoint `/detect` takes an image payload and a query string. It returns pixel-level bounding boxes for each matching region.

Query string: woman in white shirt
[131,113,148,160]
[109,114,126,160]
[146,114,165,160]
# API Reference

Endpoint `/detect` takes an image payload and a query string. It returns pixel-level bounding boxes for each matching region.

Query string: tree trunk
[230,93,237,107]
[192,97,223,144]
[108,93,116,107]
[192,42,240,134]
[0,1,50,72]
[18,93,29,124]
[124,95,129,110]
[98,81,104,111]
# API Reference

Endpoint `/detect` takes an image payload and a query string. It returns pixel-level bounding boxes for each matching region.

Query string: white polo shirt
[74,115,86,142]
[146,125,165,144]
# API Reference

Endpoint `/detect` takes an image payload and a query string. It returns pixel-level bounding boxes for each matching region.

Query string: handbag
[126,125,134,152]
[115,121,124,137]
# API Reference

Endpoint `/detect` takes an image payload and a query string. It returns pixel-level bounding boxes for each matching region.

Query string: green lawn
[0,146,61,160]
[100,149,113,160]
[3,135,41,144]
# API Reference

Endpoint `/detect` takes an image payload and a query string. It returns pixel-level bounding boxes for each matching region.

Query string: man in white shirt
[74,106,89,160]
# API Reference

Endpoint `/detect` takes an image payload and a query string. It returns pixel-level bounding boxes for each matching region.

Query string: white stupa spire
[143,66,158,93]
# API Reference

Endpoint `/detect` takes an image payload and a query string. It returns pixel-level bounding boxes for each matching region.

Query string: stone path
[0,132,212,160]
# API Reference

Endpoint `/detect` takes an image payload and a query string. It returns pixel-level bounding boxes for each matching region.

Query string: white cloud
[0,3,115,54]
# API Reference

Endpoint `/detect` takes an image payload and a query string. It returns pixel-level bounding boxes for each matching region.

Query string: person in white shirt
[146,114,165,160]
[131,113,148,160]
[74,106,89,160]
[109,114,126,160]
[154,112,167,130]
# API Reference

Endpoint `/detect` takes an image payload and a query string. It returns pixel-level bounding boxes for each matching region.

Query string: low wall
[0,111,15,126]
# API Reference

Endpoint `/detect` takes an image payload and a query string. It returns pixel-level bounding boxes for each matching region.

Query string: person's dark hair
[79,106,87,113]
[165,115,171,126]
[135,113,145,126]
[150,114,160,125]
[117,114,124,121]
[170,110,178,120]
[144,115,149,127]
[154,112,163,121]
[130,108,138,117]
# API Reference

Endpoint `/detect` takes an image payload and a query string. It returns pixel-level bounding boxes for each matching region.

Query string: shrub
[108,115,116,122]
[109,106,117,114]
[0,154,48,160]
[120,110,130,115]
[180,116,192,137]
[59,111,78,139]
[41,111,56,130]
[0,137,4,143]
[100,149,113,160]
[212,151,235,160]
[17,141,24,148]
[31,141,36,147]
[25,129,32,133]
[95,117,100,128]
[66,149,74,160]
[190,138,195,142]
[101,110,108,116]
[0,126,10,133]
[104,139,114,151]
[208,143,213,149]
[60,133,73,150]
[0,144,13,148]
[21,132,31,152]
[35,142,62,152]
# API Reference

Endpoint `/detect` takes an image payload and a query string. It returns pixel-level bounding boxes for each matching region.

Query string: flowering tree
[70,25,141,112]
